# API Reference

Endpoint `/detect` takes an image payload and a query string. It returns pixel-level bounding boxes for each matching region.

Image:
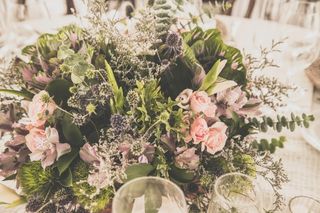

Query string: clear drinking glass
[278,1,320,70]
[112,176,188,213]
[289,196,320,213]
[208,173,263,213]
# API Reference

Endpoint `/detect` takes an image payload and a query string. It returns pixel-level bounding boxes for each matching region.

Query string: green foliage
[233,154,256,177]
[0,88,34,100]
[169,165,195,183]
[60,115,84,147]
[18,161,55,197]
[71,161,113,213]
[153,0,174,38]
[252,136,286,154]
[248,113,315,133]
[124,164,155,182]
[46,79,72,106]
[161,27,246,98]
[55,149,79,175]
[105,60,124,114]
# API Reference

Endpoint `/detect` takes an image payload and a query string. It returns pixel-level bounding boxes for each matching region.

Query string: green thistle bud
[85,69,96,79]
[86,103,96,115]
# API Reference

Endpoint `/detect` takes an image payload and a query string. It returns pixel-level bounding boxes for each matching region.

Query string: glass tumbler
[208,173,263,213]
[113,176,188,213]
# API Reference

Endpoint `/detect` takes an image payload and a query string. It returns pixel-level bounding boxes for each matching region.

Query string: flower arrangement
[0,0,314,213]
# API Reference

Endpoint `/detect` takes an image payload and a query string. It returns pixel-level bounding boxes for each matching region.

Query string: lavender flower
[0,135,30,177]
[215,86,261,118]
[175,147,199,170]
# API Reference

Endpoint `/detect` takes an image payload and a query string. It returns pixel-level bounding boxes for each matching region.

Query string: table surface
[1,15,320,212]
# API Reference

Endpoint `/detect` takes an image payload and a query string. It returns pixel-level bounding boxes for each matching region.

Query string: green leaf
[61,115,84,147]
[124,164,154,182]
[57,46,75,60]
[199,59,227,91]
[3,173,17,181]
[46,79,72,106]
[145,184,162,213]
[105,60,124,113]
[169,165,195,183]
[206,77,237,95]
[59,168,73,187]
[105,60,119,93]
[0,89,33,100]
[56,149,78,175]
[4,197,26,208]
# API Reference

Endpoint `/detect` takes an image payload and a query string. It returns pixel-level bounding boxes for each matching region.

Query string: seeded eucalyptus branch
[248,113,315,133]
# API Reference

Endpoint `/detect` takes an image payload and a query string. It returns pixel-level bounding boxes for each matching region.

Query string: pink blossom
[69,33,78,48]
[215,86,261,118]
[79,143,100,164]
[34,73,53,84]
[25,127,71,169]
[190,117,209,144]
[21,66,36,82]
[190,91,217,118]
[175,147,199,170]
[203,122,228,155]
[22,91,57,128]
[231,61,239,70]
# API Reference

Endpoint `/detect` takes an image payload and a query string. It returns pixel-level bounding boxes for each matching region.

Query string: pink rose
[190,91,217,118]
[25,127,71,168]
[190,117,209,144]
[203,122,228,155]
[22,91,56,128]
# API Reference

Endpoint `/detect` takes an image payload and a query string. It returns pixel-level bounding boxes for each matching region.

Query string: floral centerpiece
[0,0,314,212]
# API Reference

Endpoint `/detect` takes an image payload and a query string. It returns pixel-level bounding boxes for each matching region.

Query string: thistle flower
[98,82,112,97]
[26,196,43,212]
[126,90,140,107]
[53,188,74,206]
[72,113,88,126]
[110,114,129,134]
[40,203,57,213]
[160,32,183,59]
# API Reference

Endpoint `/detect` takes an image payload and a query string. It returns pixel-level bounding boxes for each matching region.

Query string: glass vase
[208,173,263,213]
[112,176,188,213]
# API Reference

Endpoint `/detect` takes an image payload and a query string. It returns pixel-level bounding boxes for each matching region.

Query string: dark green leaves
[46,79,72,106]
[144,184,162,213]
[248,113,315,133]
[252,136,286,154]
[124,164,155,182]
[60,115,84,147]
[59,168,73,187]
[169,165,195,183]
[56,149,79,175]
[0,88,34,100]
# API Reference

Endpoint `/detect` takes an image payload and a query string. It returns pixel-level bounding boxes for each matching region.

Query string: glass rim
[112,176,187,212]
[214,172,259,208]
[289,195,320,212]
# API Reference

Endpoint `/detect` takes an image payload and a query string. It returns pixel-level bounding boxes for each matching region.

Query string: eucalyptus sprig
[248,113,315,133]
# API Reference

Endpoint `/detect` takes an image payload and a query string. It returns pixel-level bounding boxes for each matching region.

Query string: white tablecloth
[1,15,320,212]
